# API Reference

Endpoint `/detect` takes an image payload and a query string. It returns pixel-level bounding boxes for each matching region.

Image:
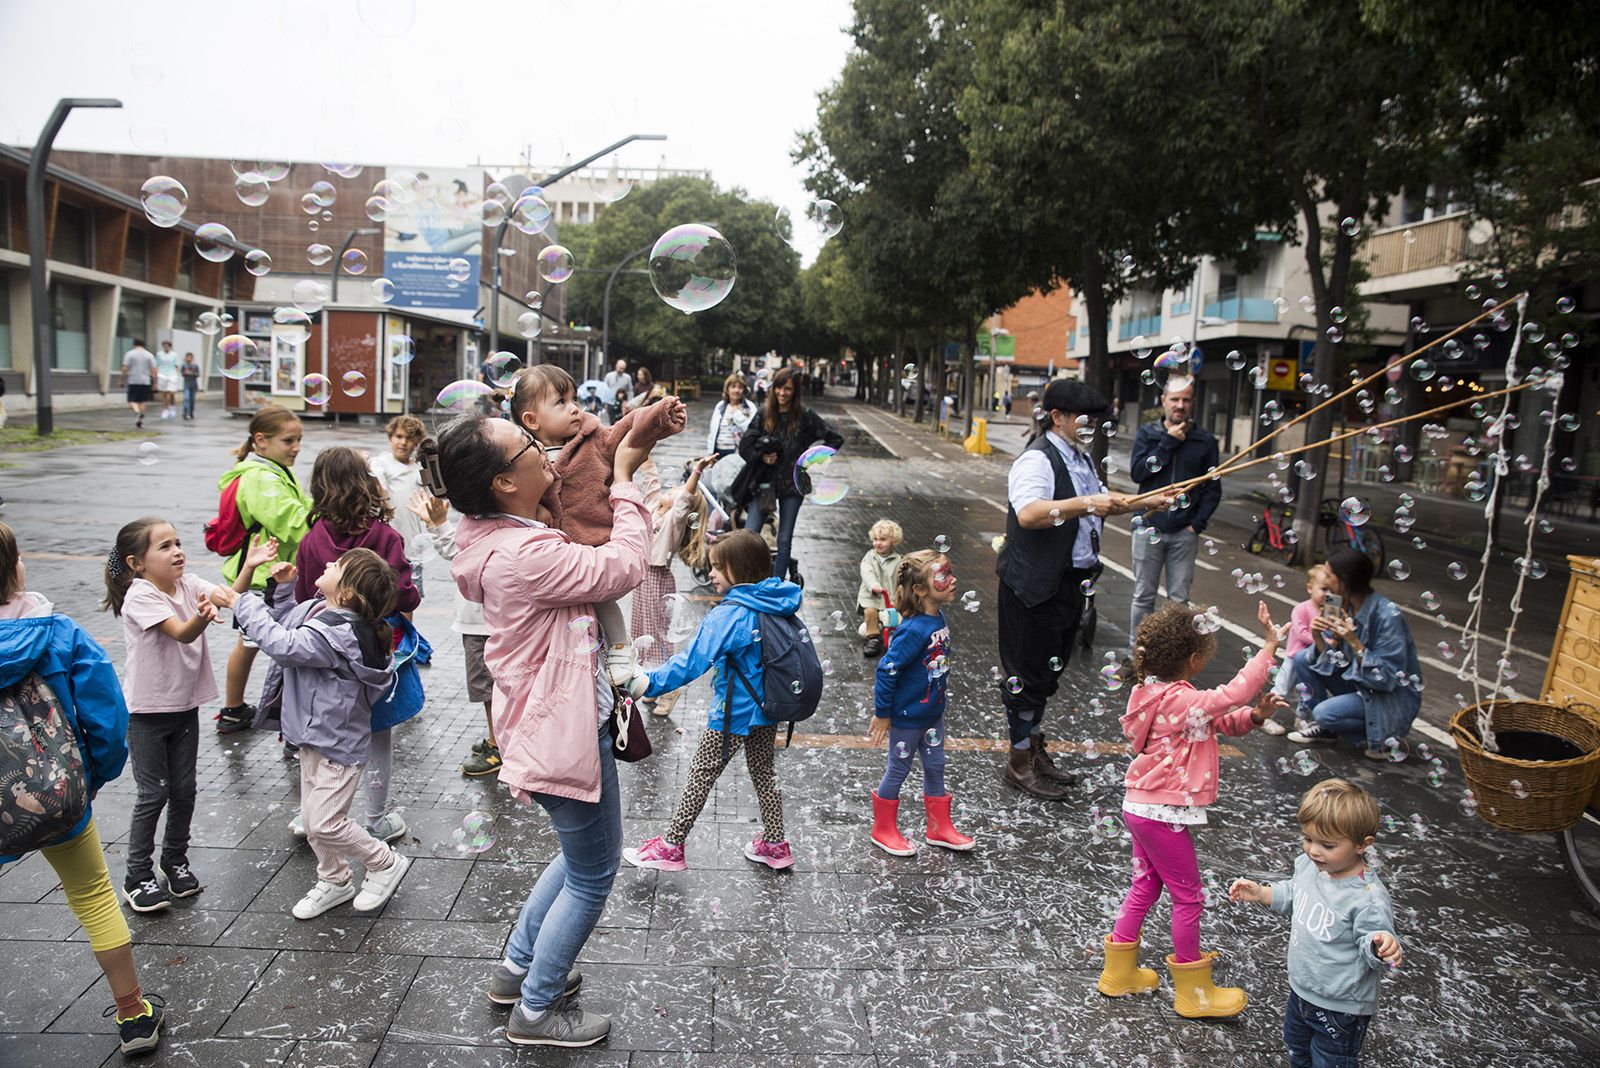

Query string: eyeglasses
[499,428,540,473]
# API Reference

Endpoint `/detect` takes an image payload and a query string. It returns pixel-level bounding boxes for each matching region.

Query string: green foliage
[563,176,802,375]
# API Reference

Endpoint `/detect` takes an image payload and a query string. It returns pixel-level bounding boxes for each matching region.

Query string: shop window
[125,227,148,281]
[51,281,89,371]
[0,272,11,368]
[116,294,150,362]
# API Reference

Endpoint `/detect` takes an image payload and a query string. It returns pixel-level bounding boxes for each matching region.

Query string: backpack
[0,672,89,856]
[204,475,262,563]
[724,611,824,754]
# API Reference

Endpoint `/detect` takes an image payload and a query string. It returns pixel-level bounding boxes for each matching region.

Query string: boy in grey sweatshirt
[1230,778,1403,1067]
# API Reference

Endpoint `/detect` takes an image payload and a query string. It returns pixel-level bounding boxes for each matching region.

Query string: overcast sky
[0,0,856,224]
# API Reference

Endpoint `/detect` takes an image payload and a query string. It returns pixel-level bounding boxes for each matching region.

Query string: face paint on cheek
[930,567,955,592]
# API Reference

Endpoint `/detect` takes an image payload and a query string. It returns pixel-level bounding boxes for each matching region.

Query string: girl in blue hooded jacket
[622,530,801,872]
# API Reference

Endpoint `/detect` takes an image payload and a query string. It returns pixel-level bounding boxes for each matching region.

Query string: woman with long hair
[732,366,844,585]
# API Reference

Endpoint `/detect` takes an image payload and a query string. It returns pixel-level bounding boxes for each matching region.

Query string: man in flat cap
[995,379,1163,798]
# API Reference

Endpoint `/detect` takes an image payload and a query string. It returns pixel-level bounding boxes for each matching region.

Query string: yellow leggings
[39,819,132,952]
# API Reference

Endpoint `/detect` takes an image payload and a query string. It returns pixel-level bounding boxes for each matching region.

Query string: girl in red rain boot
[867,550,973,855]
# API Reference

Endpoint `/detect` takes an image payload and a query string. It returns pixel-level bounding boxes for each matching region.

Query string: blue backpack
[724,611,824,755]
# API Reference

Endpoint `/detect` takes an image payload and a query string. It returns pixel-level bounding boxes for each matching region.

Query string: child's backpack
[726,612,824,750]
[0,672,89,856]
[203,476,254,558]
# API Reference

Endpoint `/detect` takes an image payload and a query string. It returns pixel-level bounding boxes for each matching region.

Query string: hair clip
[106,547,125,578]
[418,438,448,497]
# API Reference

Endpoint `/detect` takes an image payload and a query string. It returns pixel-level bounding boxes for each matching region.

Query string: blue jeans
[1128,527,1198,637]
[1283,990,1372,1068]
[1290,650,1370,746]
[182,383,197,417]
[745,493,802,579]
[506,731,621,1011]
[877,721,947,800]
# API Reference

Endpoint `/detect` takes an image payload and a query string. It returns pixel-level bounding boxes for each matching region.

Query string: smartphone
[1324,593,1343,613]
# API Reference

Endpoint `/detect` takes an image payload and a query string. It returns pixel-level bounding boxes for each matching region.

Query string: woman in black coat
[734,366,844,584]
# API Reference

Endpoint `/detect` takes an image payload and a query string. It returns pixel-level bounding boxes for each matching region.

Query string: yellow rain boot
[1096,935,1160,996]
[1165,951,1247,1019]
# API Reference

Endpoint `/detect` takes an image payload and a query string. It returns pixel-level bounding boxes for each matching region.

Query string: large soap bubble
[194,223,237,263]
[794,445,850,505]
[140,176,188,228]
[649,224,736,314]
[219,335,260,380]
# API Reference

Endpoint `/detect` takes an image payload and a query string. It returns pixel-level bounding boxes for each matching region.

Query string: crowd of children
[0,377,1406,1063]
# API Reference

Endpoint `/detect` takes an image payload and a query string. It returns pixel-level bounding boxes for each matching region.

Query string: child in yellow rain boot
[1095,600,1287,1016]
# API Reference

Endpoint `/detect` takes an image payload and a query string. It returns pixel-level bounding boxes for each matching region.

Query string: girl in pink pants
[1097,600,1286,1019]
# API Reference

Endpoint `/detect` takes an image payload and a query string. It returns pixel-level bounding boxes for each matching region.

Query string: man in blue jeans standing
[1128,376,1221,637]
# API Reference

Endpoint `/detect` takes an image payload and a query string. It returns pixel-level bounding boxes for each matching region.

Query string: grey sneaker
[487,964,583,1006]
[366,811,408,843]
[506,1002,610,1047]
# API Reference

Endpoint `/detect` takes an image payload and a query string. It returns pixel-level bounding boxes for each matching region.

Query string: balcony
[1117,311,1162,341]
[1203,286,1282,323]
[1364,213,1482,279]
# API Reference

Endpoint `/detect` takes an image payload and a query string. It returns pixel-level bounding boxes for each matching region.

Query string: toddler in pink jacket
[1096,600,1287,1020]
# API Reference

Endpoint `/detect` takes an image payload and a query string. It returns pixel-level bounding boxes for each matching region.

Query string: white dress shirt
[1006,430,1106,569]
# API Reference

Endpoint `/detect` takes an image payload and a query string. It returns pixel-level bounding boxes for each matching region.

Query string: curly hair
[309,446,394,536]
[1132,601,1217,682]
[385,414,426,442]
[868,518,903,546]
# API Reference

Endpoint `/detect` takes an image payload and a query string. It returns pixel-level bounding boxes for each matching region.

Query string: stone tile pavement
[0,393,1595,1066]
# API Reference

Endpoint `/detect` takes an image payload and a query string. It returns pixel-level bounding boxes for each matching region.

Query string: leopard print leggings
[664,725,785,845]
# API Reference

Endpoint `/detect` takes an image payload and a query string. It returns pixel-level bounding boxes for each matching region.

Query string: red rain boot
[870,791,917,856]
[923,793,975,851]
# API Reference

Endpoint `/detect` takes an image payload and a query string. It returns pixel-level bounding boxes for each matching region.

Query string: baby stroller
[688,451,796,587]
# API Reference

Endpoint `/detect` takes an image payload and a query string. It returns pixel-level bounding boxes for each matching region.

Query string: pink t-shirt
[120,575,220,713]
[1286,599,1318,657]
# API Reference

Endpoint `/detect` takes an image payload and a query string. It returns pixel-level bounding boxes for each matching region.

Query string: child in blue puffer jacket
[622,531,801,872]
[868,549,974,856]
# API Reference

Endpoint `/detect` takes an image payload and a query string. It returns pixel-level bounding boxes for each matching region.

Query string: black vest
[997,435,1088,608]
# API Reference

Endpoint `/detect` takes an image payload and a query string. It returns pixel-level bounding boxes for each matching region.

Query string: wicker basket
[1449,700,1600,833]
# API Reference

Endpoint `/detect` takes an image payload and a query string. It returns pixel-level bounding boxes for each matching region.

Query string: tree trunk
[962,320,978,439]
[931,335,947,435]
[1288,187,1357,564]
[912,342,926,424]
[1080,253,1113,467]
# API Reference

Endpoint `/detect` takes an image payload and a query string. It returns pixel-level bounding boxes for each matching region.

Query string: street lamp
[28,96,121,436]
[486,133,666,357]
[601,243,655,380]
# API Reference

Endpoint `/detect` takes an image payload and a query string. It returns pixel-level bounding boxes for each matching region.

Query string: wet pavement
[0,392,1597,1066]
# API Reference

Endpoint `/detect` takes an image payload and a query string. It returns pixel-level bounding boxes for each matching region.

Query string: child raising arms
[215,543,408,919]
[508,365,686,687]
[867,550,973,856]
[1230,779,1402,1067]
[102,517,231,913]
[1097,600,1286,1018]
[630,453,718,716]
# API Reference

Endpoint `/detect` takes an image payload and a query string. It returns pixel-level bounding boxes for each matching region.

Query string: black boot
[1032,733,1078,785]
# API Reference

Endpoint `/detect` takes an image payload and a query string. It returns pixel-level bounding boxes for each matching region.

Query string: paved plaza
[0,394,1597,1067]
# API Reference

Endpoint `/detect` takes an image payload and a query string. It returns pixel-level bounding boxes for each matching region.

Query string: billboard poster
[382,167,482,312]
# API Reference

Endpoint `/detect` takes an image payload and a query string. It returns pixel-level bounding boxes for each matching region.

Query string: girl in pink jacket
[1097,600,1286,1020]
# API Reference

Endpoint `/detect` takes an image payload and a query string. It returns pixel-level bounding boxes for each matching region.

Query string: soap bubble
[1457,790,1479,818]
[340,370,368,397]
[219,335,260,380]
[389,335,415,365]
[517,312,542,339]
[1447,561,1467,581]
[1436,641,1454,660]
[1340,216,1361,237]
[371,277,395,303]
[536,245,574,284]
[1409,358,1435,381]
[1381,736,1409,763]
[924,727,943,748]
[1509,779,1529,800]
[1522,322,1545,344]
[194,223,237,263]
[1079,579,1095,597]
[449,810,497,854]
[243,249,273,277]
[794,445,849,505]
[234,171,271,207]
[137,442,161,466]
[1225,349,1246,370]
[291,279,329,314]
[436,379,496,412]
[444,257,472,284]
[1386,559,1410,581]
[341,248,369,275]
[934,534,951,553]
[1339,497,1369,526]
[1005,676,1023,695]
[478,351,520,388]
[648,224,736,313]
[1099,665,1123,692]
[568,616,601,654]
[1292,750,1319,776]
[301,373,331,406]
[140,176,188,227]
[364,195,392,221]
[510,193,552,235]
[304,243,334,268]
[194,311,223,336]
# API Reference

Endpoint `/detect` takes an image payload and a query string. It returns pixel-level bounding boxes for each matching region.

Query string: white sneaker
[287,811,306,837]
[291,878,355,919]
[605,643,639,688]
[353,850,411,912]
[366,811,408,843]
[1259,718,1288,735]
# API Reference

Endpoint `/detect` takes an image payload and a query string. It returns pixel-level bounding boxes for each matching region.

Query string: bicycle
[1560,803,1600,915]
[1244,494,1298,565]
[1318,497,1385,570]
[1244,494,1386,570]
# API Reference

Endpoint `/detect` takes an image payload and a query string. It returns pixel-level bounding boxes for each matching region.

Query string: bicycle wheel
[1559,809,1600,916]
[1246,522,1270,555]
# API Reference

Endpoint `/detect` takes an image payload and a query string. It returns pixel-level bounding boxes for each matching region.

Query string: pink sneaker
[622,836,686,872]
[743,838,795,870]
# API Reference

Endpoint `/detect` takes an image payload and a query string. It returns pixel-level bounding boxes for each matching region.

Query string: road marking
[846,410,902,459]
[1103,521,1219,571]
